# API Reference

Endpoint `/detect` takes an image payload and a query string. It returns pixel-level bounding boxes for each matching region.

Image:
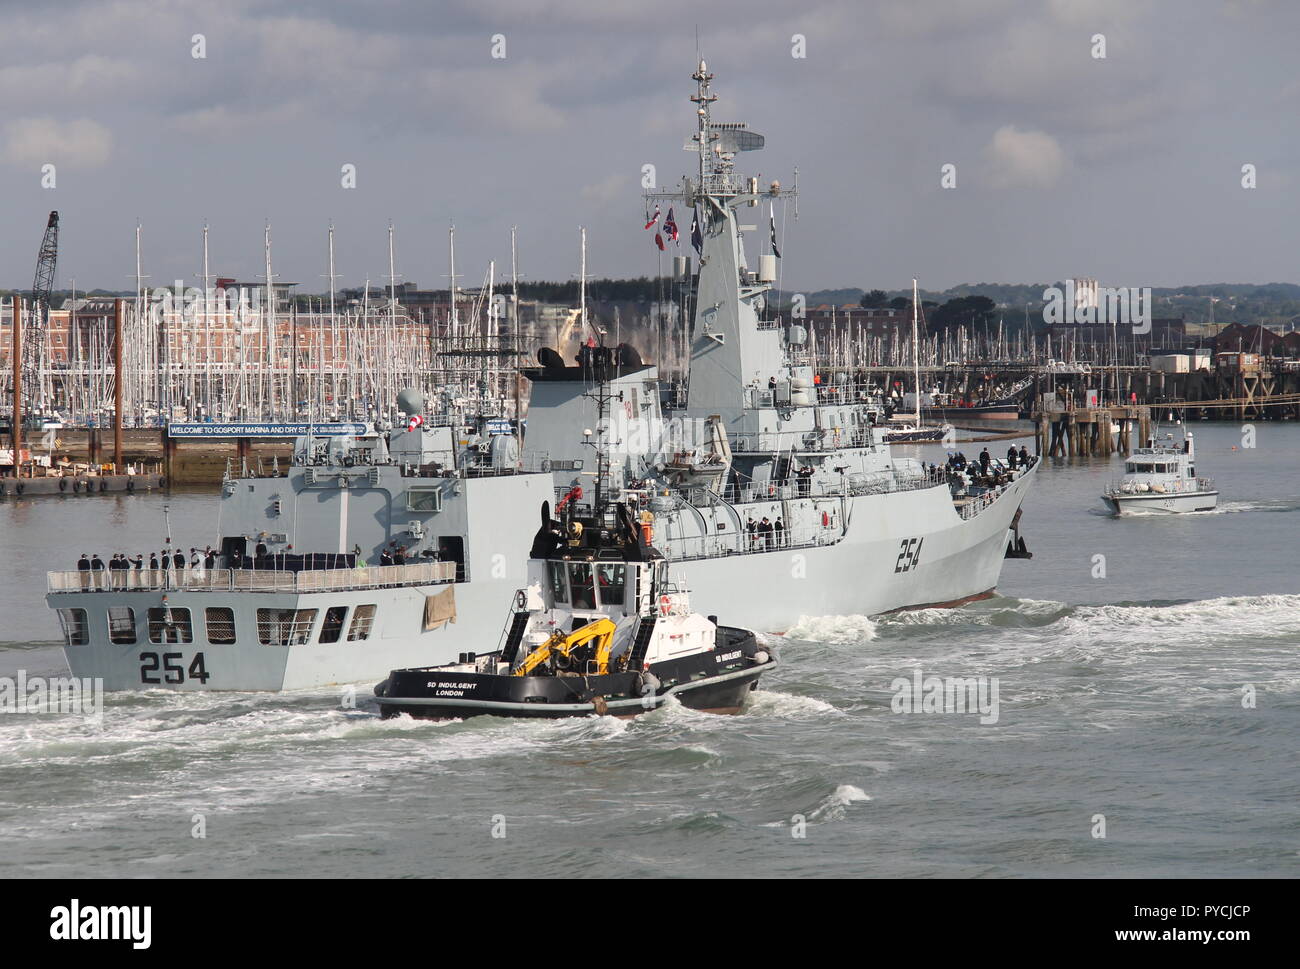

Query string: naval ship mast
[644,60,798,408]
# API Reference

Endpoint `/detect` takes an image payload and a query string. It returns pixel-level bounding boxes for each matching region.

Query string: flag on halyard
[644,205,660,230]
[769,207,781,259]
[664,207,679,243]
[690,209,702,254]
[654,231,666,251]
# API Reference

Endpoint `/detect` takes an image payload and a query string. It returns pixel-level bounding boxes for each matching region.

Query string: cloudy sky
[2,0,1298,294]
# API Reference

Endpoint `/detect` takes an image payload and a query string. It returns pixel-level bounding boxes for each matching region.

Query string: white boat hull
[1102,490,1219,515]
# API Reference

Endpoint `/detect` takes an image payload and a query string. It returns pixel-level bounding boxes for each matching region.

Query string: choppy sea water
[1,422,1297,878]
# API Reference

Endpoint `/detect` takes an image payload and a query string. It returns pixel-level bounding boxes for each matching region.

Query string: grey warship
[43,62,1037,691]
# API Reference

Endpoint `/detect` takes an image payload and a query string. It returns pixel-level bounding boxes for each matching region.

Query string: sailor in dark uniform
[77,554,91,589]
[379,548,394,567]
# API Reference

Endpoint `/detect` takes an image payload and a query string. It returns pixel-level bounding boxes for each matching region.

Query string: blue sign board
[168,422,370,439]
[485,419,513,435]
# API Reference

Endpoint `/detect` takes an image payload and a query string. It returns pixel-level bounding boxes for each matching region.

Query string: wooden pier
[1034,404,1152,458]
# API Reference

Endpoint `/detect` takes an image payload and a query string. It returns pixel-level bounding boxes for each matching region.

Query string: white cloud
[0,117,113,169]
[984,125,1066,188]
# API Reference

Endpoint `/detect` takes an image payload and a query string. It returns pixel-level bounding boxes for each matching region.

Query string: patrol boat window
[57,608,89,646]
[147,607,193,644]
[548,562,568,604]
[595,564,626,608]
[107,606,137,645]
[256,608,317,646]
[348,604,377,641]
[319,606,348,644]
[569,563,596,609]
[205,607,236,645]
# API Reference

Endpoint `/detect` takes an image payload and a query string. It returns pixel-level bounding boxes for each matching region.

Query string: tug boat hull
[376,626,772,720]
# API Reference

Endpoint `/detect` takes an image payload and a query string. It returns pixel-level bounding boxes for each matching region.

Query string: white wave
[743,689,840,718]
[808,783,872,822]
[1209,499,1300,515]
[1067,594,1300,641]
[784,614,878,643]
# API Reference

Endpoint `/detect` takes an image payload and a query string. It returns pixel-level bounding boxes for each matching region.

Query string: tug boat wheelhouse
[1102,428,1218,515]
[374,500,774,720]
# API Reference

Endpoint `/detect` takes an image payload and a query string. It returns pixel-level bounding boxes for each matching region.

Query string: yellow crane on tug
[513,617,618,676]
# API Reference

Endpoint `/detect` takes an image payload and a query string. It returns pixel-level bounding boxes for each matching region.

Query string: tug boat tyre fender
[126,479,135,493]
[158,476,166,488]
[99,479,108,493]
[514,589,527,610]
[58,478,67,492]
[73,479,83,493]
[15,482,24,495]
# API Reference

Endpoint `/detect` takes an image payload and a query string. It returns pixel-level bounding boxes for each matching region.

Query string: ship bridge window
[406,487,443,513]
[319,606,348,644]
[595,564,626,607]
[569,563,596,609]
[347,604,377,641]
[1125,462,1137,473]
[547,562,568,605]
[147,607,193,645]
[107,606,137,645]
[205,607,236,645]
[57,608,89,646]
[256,608,317,646]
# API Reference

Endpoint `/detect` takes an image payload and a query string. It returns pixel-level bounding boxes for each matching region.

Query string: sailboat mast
[579,227,588,342]
[912,278,921,423]
[511,226,520,427]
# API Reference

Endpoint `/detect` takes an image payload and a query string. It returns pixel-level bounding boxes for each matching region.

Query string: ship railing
[659,524,842,562]
[710,468,939,506]
[47,561,457,595]
[954,489,1002,520]
[1103,475,1215,497]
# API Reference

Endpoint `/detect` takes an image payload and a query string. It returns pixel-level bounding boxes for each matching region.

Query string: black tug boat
[375,499,775,720]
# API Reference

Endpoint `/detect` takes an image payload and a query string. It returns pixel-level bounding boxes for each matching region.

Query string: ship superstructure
[525,63,1038,626]
[46,400,554,690]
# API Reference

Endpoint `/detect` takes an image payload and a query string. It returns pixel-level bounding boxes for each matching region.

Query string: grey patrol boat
[45,404,556,691]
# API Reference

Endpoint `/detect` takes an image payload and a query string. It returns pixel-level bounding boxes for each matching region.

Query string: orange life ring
[658,595,672,617]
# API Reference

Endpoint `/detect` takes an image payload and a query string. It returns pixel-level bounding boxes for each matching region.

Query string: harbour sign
[168,422,369,438]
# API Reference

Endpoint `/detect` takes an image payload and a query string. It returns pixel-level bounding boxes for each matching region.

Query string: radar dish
[716,129,765,152]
